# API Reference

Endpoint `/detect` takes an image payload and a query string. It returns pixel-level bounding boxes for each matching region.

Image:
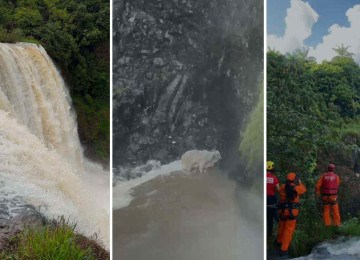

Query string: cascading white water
[0,43,109,245]
[0,43,83,170]
[295,237,360,259]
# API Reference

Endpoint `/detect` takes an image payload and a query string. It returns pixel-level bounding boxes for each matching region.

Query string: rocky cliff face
[113,0,263,170]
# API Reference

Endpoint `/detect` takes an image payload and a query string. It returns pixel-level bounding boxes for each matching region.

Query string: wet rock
[153,57,164,66]
[114,160,162,180]
[128,16,136,23]
[10,211,46,230]
[145,72,154,81]
[119,56,130,65]
[0,210,10,220]
[0,211,46,248]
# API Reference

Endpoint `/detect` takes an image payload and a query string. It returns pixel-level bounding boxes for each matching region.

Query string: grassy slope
[0,219,109,260]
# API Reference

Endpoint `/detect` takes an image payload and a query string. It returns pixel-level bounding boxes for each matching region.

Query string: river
[113,168,263,259]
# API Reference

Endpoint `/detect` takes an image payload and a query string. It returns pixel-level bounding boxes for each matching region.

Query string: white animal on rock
[181,150,222,173]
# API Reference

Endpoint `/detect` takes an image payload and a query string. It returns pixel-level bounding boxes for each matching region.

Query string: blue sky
[267,0,360,62]
[304,1,355,46]
[268,0,358,46]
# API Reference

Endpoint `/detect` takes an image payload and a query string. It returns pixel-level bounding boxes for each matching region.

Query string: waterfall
[0,43,109,245]
[0,43,83,170]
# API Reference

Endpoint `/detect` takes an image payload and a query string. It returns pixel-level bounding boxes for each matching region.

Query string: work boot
[278,250,289,259]
[274,240,282,248]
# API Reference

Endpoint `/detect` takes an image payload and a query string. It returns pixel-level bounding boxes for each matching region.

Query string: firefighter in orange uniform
[316,164,341,226]
[277,172,306,257]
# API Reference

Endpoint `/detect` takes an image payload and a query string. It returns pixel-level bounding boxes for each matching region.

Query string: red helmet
[328,164,336,172]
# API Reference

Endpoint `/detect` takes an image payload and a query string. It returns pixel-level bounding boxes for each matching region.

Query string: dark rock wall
[113,0,263,169]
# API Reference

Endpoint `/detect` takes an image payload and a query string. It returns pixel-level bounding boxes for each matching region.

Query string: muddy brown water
[113,170,263,260]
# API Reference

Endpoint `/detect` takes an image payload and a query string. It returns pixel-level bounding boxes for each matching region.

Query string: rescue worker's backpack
[278,183,299,221]
[322,172,338,195]
[285,182,298,201]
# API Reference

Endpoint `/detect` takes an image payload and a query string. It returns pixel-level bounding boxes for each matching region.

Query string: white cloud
[268,0,318,53]
[309,5,360,63]
[268,1,360,63]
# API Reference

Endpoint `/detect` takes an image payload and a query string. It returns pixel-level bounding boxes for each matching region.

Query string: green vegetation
[287,218,360,256]
[0,219,109,259]
[0,0,109,162]
[268,47,360,257]
[239,82,264,192]
[239,82,264,171]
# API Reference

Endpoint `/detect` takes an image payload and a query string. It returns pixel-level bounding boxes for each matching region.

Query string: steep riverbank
[0,212,109,259]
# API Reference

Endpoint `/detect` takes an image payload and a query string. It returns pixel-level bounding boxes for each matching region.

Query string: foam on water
[296,237,360,259]
[113,160,183,209]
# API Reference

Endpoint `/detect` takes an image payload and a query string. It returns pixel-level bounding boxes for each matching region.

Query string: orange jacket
[316,173,340,201]
[278,182,306,218]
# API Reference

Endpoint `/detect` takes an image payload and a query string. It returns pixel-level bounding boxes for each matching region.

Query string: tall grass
[0,219,98,260]
[289,222,336,257]
[339,217,360,236]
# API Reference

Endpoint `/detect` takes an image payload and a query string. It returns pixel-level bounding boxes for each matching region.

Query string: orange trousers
[321,195,341,226]
[277,219,296,251]
[323,203,341,226]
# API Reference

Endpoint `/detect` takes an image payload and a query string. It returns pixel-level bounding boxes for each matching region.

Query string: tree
[332,43,354,59]
[284,48,309,75]
[15,7,43,34]
[293,47,309,61]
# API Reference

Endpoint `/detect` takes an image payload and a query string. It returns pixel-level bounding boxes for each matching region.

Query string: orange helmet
[287,172,296,182]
